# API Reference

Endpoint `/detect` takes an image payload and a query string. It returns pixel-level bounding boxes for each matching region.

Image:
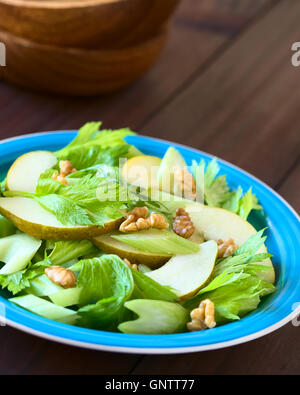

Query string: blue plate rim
[0,131,299,354]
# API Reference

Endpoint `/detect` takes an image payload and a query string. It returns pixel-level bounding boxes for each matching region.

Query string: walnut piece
[127,206,148,219]
[124,258,138,271]
[45,266,76,289]
[52,160,77,186]
[187,299,216,331]
[174,168,196,200]
[173,208,195,239]
[217,238,238,258]
[119,207,169,233]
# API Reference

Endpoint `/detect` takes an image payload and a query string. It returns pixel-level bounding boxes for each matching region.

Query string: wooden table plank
[0,0,229,138]
[141,0,298,188]
[131,324,300,375]
[0,326,139,375]
[0,1,273,138]
[276,160,300,212]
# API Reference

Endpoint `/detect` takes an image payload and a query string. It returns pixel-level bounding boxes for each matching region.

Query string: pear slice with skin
[146,240,218,300]
[0,197,122,240]
[185,204,275,284]
[6,151,57,193]
[92,232,171,269]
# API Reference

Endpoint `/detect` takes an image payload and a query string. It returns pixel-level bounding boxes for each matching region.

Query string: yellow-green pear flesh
[6,151,57,193]
[92,232,171,269]
[146,240,218,300]
[0,197,122,240]
[121,155,162,190]
[185,204,275,284]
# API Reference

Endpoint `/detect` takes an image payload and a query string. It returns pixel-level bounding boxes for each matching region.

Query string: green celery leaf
[238,188,262,220]
[58,144,130,171]
[130,269,179,302]
[56,122,102,154]
[0,259,50,295]
[76,255,134,330]
[182,230,276,323]
[34,194,96,226]
[47,240,97,266]
[192,157,262,220]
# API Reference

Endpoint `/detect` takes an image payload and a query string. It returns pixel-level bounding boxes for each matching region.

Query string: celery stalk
[113,229,199,255]
[49,287,82,307]
[10,295,77,324]
[27,274,63,297]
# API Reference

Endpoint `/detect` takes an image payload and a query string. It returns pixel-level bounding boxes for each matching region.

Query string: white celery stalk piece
[10,294,77,325]
[0,233,41,275]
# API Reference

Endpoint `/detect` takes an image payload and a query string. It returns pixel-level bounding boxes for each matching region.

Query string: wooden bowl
[0,0,179,48]
[0,26,169,96]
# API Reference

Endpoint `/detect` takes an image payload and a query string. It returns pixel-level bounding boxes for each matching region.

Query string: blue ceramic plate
[0,131,299,354]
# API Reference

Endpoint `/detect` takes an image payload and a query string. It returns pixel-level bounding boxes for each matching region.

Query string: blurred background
[0,0,299,375]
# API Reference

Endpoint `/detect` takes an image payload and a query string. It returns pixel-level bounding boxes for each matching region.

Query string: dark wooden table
[0,0,299,375]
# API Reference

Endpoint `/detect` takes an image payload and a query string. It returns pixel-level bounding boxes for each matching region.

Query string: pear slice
[92,232,171,269]
[157,146,187,194]
[6,151,57,193]
[185,204,275,284]
[0,197,122,240]
[146,240,218,300]
[121,155,162,190]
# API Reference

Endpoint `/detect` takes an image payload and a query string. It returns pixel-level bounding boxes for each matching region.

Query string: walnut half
[119,207,169,233]
[217,238,238,258]
[52,160,77,186]
[45,266,76,289]
[173,208,195,239]
[187,299,216,331]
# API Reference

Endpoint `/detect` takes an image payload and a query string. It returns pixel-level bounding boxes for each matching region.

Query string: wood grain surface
[0,0,179,48]
[0,0,299,375]
[0,25,169,96]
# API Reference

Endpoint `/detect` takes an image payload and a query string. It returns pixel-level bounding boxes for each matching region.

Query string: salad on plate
[0,122,276,334]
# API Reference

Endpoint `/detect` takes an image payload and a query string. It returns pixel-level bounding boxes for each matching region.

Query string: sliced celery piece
[0,233,41,275]
[27,274,63,297]
[10,295,77,325]
[118,299,189,334]
[49,287,82,307]
[0,215,16,238]
[113,229,199,255]
[138,264,152,274]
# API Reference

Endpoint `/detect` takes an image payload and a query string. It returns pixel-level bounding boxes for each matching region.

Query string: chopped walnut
[174,168,196,200]
[59,160,77,177]
[52,160,77,186]
[124,258,138,270]
[45,266,76,289]
[119,207,169,233]
[217,238,238,258]
[187,299,216,331]
[127,206,148,219]
[52,172,68,186]
[148,213,169,229]
[173,208,195,239]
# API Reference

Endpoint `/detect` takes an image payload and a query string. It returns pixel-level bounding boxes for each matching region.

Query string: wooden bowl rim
[0,0,130,10]
[0,24,168,55]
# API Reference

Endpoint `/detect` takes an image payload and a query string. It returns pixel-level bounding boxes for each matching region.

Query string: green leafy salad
[0,122,276,334]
